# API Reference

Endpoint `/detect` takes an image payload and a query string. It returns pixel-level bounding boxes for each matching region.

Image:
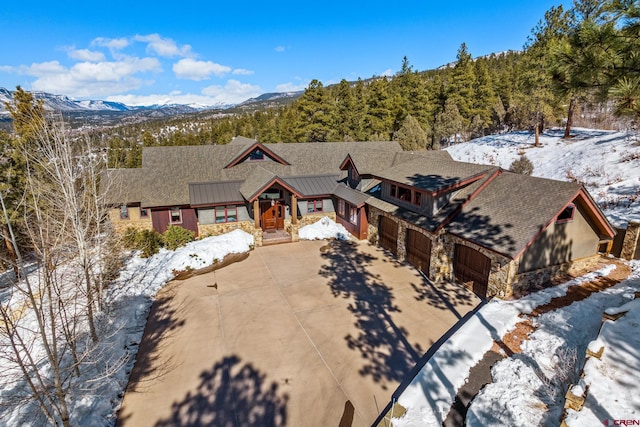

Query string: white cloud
[107,80,261,106]
[134,34,192,58]
[173,58,231,80]
[91,37,129,50]
[275,81,307,92]
[275,46,286,52]
[67,48,106,62]
[380,68,394,77]
[201,79,262,103]
[5,57,161,97]
[232,68,254,75]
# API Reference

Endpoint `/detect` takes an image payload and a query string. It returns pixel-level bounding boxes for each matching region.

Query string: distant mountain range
[0,87,303,129]
[0,87,303,117]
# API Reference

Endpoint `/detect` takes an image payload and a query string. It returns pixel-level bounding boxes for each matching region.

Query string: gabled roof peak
[224,141,291,169]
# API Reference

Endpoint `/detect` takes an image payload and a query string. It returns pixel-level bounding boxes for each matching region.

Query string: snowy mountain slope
[445,128,640,228]
[0,87,131,113]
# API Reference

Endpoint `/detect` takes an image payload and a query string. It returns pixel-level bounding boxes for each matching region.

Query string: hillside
[445,128,640,228]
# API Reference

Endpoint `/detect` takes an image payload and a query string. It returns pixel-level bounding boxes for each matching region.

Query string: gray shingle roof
[333,183,371,207]
[239,167,277,200]
[374,157,494,193]
[103,168,148,205]
[446,171,582,258]
[108,140,403,207]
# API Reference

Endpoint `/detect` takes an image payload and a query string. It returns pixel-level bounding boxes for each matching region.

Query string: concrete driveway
[116,239,480,427]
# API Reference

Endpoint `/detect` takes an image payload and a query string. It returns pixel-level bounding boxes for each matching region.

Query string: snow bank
[392,264,619,427]
[467,265,639,427]
[565,289,640,426]
[298,216,351,241]
[76,230,253,425]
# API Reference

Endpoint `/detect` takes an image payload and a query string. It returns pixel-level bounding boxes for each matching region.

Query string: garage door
[406,229,432,275]
[379,217,398,256]
[454,244,491,299]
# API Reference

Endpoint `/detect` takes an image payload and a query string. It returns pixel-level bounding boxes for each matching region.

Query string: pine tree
[365,77,393,140]
[294,80,335,142]
[433,98,464,147]
[447,43,477,135]
[393,114,429,151]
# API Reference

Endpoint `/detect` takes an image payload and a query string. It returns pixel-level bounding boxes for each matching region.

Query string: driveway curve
[116,239,479,427]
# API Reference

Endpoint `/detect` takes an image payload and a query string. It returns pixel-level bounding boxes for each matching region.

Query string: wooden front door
[379,216,398,256]
[406,229,432,275]
[454,244,491,299]
[260,201,285,231]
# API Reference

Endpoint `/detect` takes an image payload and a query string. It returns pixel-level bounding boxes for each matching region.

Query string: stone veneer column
[397,221,407,262]
[621,221,640,260]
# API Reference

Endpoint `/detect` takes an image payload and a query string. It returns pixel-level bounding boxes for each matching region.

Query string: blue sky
[0,1,570,106]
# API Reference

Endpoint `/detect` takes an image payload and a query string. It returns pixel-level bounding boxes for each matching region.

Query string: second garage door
[379,217,398,256]
[406,229,432,275]
[454,244,491,299]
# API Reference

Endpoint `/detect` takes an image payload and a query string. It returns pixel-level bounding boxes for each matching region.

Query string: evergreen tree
[433,98,464,147]
[365,77,393,140]
[393,114,429,151]
[294,80,335,142]
[447,43,477,134]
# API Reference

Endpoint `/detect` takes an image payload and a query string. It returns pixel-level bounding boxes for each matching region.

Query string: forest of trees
[95,0,639,168]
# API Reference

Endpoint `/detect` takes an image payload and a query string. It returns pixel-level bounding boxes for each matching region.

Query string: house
[105,136,615,299]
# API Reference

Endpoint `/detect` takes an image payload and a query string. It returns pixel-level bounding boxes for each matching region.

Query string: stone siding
[109,209,153,234]
[621,221,640,260]
[198,220,256,238]
[511,255,601,298]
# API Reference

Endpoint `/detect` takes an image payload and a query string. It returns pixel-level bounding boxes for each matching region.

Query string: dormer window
[249,149,264,160]
[556,204,575,223]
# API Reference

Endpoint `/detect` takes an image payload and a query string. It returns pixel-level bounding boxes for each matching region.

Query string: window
[307,199,324,213]
[259,189,281,200]
[249,149,264,160]
[338,199,346,217]
[349,206,358,225]
[170,207,182,224]
[140,207,148,218]
[215,206,237,223]
[389,183,421,207]
[557,204,575,223]
[398,186,411,201]
[119,205,129,220]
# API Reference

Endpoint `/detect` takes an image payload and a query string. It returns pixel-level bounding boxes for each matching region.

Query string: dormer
[339,154,361,189]
[373,158,496,218]
[224,142,290,168]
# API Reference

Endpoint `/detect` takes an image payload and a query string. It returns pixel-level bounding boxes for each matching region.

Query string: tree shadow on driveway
[154,355,288,427]
[319,240,423,389]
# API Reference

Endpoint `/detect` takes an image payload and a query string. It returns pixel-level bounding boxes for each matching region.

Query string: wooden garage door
[406,229,431,274]
[454,244,491,299]
[379,217,398,256]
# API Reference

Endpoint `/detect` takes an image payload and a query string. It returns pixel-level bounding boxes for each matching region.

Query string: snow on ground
[446,128,640,227]
[298,216,351,241]
[0,230,254,426]
[391,264,634,427]
[565,261,640,427]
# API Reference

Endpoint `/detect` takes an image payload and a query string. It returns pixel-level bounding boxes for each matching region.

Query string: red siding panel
[151,208,198,236]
